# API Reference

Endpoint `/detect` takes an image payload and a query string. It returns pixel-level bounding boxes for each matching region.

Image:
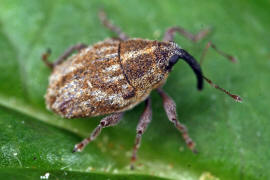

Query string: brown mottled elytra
[42,10,241,169]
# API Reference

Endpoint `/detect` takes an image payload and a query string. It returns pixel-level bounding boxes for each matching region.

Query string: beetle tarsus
[72,142,86,153]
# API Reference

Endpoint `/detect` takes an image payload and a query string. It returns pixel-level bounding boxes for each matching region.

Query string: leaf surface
[0,0,269,179]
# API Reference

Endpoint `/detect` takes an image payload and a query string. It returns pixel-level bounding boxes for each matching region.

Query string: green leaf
[0,0,269,179]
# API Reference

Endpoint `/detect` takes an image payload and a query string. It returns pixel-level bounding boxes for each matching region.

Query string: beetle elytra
[42,10,241,169]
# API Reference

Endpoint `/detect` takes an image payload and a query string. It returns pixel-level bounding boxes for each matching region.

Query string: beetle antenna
[203,76,242,102]
[177,49,203,90]
[177,49,241,102]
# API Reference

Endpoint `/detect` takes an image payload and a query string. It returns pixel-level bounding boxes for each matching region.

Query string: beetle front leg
[163,26,236,64]
[163,26,210,43]
[157,88,197,153]
[72,112,124,153]
[199,41,237,64]
[99,9,129,41]
[41,43,87,69]
[130,98,152,170]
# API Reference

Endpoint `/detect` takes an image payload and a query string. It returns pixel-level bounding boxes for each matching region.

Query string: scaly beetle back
[45,38,196,118]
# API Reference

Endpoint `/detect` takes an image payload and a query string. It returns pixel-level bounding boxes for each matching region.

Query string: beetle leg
[99,9,129,41]
[199,41,237,64]
[130,98,152,170]
[72,112,124,153]
[157,88,197,153]
[41,43,87,69]
[163,26,210,43]
[163,26,236,64]
[41,49,54,69]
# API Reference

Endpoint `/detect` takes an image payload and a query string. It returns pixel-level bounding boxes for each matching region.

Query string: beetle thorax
[45,38,180,118]
[120,39,179,91]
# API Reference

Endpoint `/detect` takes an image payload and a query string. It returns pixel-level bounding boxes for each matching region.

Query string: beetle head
[164,44,203,90]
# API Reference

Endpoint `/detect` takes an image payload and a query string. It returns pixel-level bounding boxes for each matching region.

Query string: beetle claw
[72,143,84,153]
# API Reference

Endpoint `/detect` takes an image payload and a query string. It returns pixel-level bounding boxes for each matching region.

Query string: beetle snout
[176,48,203,90]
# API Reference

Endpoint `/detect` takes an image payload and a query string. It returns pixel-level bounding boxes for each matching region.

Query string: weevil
[42,10,241,168]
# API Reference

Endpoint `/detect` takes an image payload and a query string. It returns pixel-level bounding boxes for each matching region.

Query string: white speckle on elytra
[87,80,93,88]
[102,64,121,73]
[91,89,107,101]
[122,84,129,89]
[50,63,83,83]
[85,46,93,52]
[107,93,126,105]
[79,46,93,56]
[122,46,156,63]
[95,45,116,54]
[94,53,118,62]
[103,74,124,83]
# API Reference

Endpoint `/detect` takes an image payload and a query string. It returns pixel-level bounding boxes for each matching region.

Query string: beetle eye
[167,54,179,71]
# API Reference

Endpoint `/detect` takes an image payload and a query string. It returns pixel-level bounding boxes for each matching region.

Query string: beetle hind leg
[41,43,87,70]
[72,112,124,153]
[130,98,152,170]
[157,88,197,153]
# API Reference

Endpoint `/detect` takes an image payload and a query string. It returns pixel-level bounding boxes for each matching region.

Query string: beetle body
[43,10,240,168]
[46,38,180,118]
